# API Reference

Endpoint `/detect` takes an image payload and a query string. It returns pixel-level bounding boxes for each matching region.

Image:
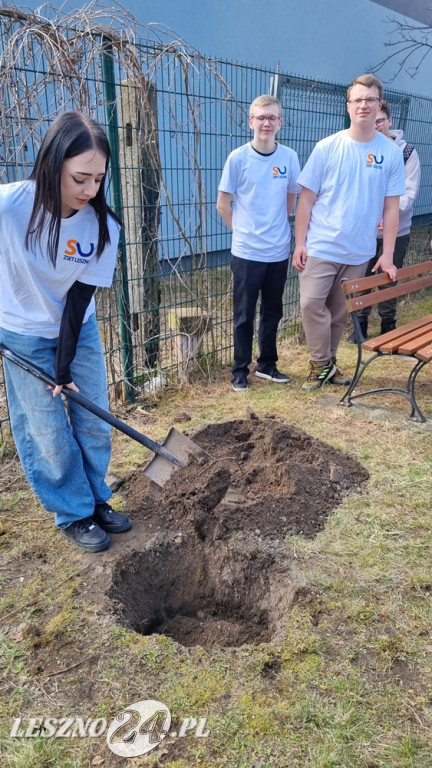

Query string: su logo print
[64,239,95,258]
[273,166,287,177]
[366,154,384,166]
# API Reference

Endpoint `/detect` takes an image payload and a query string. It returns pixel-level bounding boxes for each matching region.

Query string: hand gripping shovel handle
[0,344,184,468]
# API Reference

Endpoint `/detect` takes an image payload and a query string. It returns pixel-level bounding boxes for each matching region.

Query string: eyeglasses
[347,97,380,105]
[375,117,388,126]
[252,115,280,123]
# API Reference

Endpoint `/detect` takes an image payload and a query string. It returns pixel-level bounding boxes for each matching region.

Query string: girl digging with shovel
[0,111,132,552]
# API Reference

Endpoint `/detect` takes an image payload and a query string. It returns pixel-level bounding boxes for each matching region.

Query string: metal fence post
[101,36,135,403]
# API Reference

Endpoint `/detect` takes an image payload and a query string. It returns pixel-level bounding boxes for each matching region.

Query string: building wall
[20,0,431,97]
[372,0,432,26]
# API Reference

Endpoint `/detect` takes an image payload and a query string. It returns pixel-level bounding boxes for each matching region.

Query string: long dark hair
[25,111,122,266]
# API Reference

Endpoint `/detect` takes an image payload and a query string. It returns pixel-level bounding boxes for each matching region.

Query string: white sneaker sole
[255,371,290,383]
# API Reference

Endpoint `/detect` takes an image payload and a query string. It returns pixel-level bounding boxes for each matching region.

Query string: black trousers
[357,234,410,324]
[231,255,288,376]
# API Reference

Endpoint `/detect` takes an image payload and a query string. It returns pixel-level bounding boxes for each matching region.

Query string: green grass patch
[1,295,432,767]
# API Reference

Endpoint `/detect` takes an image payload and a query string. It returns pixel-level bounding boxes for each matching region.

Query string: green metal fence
[0,7,431,435]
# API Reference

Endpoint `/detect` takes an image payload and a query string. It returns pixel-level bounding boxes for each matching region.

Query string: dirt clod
[329,464,344,483]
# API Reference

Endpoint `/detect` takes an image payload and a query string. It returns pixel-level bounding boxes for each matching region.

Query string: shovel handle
[0,344,184,468]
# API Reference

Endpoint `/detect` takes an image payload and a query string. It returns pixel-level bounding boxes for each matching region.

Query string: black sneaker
[347,320,368,344]
[347,330,366,344]
[328,357,351,386]
[93,502,132,533]
[380,319,396,334]
[61,517,110,553]
[256,367,290,383]
[232,374,248,391]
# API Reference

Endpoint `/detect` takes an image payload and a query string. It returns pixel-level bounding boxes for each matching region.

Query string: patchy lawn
[1,298,432,768]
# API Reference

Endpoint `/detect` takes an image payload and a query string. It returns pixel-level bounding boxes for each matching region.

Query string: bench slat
[380,324,432,353]
[345,274,432,313]
[416,344,432,362]
[362,314,432,351]
[342,259,432,295]
[398,330,432,355]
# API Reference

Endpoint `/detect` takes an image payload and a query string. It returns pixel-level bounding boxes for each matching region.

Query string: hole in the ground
[108,536,302,648]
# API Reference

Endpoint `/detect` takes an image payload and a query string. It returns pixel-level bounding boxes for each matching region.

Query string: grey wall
[14,0,432,97]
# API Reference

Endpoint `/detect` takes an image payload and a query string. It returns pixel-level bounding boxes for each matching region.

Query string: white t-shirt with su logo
[297,130,406,265]
[0,180,120,338]
[218,142,301,262]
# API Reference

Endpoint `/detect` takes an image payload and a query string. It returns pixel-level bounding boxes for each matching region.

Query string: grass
[1,294,432,767]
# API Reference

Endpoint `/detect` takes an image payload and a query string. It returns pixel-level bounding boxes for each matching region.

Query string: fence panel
[0,8,431,436]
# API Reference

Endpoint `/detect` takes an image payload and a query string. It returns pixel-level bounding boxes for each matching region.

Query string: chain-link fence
[0,6,431,436]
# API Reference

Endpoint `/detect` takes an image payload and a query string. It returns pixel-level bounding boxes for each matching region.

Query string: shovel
[0,344,210,487]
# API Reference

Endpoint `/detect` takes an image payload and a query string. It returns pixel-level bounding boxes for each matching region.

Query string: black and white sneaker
[93,503,132,533]
[256,367,290,383]
[61,517,110,553]
[232,374,248,391]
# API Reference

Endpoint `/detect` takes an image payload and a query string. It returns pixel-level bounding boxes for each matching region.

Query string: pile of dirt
[123,419,369,541]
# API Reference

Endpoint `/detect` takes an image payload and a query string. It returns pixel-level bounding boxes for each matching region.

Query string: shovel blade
[143,427,210,487]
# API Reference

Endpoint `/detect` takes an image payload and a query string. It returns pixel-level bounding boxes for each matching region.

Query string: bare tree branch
[368,14,432,82]
[0,1,240,386]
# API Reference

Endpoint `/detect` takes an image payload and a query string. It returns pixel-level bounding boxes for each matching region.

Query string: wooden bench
[340,259,432,423]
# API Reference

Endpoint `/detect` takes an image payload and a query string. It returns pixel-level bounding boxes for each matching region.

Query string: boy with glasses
[217,95,301,391]
[347,100,421,340]
[293,75,406,391]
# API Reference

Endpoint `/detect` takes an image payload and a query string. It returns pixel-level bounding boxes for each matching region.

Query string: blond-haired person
[217,95,300,391]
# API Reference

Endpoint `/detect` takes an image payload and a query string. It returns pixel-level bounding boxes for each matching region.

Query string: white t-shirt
[0,180,120,337]
[297,130,406,264]
[218,142,301,262]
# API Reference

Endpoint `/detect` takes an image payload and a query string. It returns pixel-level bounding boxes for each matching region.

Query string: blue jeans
[0,314,112,528]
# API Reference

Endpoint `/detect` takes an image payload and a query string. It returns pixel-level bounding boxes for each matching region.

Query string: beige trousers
[299,256,368,364]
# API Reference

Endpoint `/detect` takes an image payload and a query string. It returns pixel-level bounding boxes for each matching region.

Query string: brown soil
[108,419,368,649]
[122,418,368,541]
